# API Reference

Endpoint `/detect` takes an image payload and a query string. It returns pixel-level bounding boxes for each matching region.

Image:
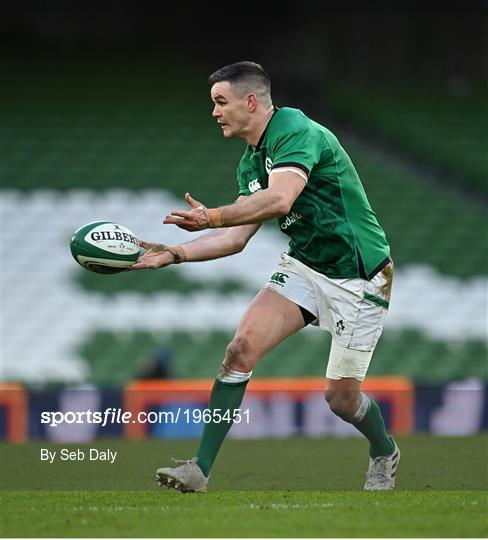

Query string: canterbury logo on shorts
[270,272,289,286]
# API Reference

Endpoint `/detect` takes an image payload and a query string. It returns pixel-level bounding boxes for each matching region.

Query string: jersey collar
[254,106,279,152]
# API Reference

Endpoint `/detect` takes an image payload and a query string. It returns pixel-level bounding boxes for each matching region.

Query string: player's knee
[225,335,254,372]
[325,389,360,420]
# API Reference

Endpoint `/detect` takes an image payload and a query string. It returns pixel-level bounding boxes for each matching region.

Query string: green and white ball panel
[70,221,141,274]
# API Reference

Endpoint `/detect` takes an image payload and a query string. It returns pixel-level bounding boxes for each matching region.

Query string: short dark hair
[209,61,271,103]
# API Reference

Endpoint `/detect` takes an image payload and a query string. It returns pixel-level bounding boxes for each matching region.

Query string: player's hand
[163,192,210,231]
[127,240,175,270]
[138,240,175,254]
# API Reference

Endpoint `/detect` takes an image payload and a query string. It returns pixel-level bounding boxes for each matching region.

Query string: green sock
[354,399,395,458]
[196,378,248,477]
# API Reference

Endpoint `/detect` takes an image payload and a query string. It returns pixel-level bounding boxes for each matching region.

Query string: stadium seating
[78,329,488,384]
[1,56,486,386]
[324,83,487,195]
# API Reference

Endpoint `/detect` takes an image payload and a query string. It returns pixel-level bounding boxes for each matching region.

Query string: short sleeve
[269,122,323,175]
[236,165,251,196]
[237,183,250,197]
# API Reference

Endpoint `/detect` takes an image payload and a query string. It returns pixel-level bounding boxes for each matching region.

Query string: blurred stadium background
[1,1,487,444]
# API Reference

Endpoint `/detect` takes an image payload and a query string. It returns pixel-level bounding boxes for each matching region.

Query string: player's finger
[185,192,203,209]
[139,240,154,250]
[174,222,197,231]
[130,257,162,269]
[166,217,197,231]
[138,242,152,255]
[126,262,148,271]
[163,215,187,224]
[170,210,193,219]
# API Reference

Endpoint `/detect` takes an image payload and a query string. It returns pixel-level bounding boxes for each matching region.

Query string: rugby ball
[70,221,141,274]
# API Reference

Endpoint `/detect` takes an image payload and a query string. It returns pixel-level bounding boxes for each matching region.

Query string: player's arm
[164,167,307,231]
[179,223,261,261]
[128,198,260,271]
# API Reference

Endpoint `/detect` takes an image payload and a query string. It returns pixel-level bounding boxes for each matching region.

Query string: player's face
[210,82,250,139]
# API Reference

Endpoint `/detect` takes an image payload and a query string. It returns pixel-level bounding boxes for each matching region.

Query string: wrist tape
[167,245,187,264]
[206,208,223,228]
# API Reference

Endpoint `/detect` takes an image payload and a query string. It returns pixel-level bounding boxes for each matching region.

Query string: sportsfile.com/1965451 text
[40,408,251,427]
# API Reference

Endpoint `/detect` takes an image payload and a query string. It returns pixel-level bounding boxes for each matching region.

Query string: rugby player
[130,61,400,492]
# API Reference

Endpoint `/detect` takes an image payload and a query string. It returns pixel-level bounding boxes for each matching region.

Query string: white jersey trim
[269,167,308,183]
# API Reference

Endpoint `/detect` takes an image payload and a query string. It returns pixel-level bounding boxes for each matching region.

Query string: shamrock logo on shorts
[335,319,346,335]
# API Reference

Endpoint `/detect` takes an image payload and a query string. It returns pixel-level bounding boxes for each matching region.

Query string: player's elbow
[226,233,248,254]
[231,237,247,253]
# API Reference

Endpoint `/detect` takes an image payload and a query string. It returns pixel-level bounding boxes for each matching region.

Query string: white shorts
[264,253,393,381]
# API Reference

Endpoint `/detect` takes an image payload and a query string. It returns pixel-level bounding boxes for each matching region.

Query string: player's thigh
[225,288,305,369]
[322,264,393,382]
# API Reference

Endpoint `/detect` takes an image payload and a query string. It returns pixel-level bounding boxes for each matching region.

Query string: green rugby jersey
[236,107,390,279]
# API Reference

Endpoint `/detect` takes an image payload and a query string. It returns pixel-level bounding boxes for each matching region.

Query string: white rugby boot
[156,457,208,493]
[364,440,401,491]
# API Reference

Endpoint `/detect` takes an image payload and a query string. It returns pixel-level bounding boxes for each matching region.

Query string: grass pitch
[1,435,487,537]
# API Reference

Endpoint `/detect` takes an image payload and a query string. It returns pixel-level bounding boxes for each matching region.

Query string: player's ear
[247,93,258,112]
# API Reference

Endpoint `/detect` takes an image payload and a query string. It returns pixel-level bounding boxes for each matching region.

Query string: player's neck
[246,106,275,148]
